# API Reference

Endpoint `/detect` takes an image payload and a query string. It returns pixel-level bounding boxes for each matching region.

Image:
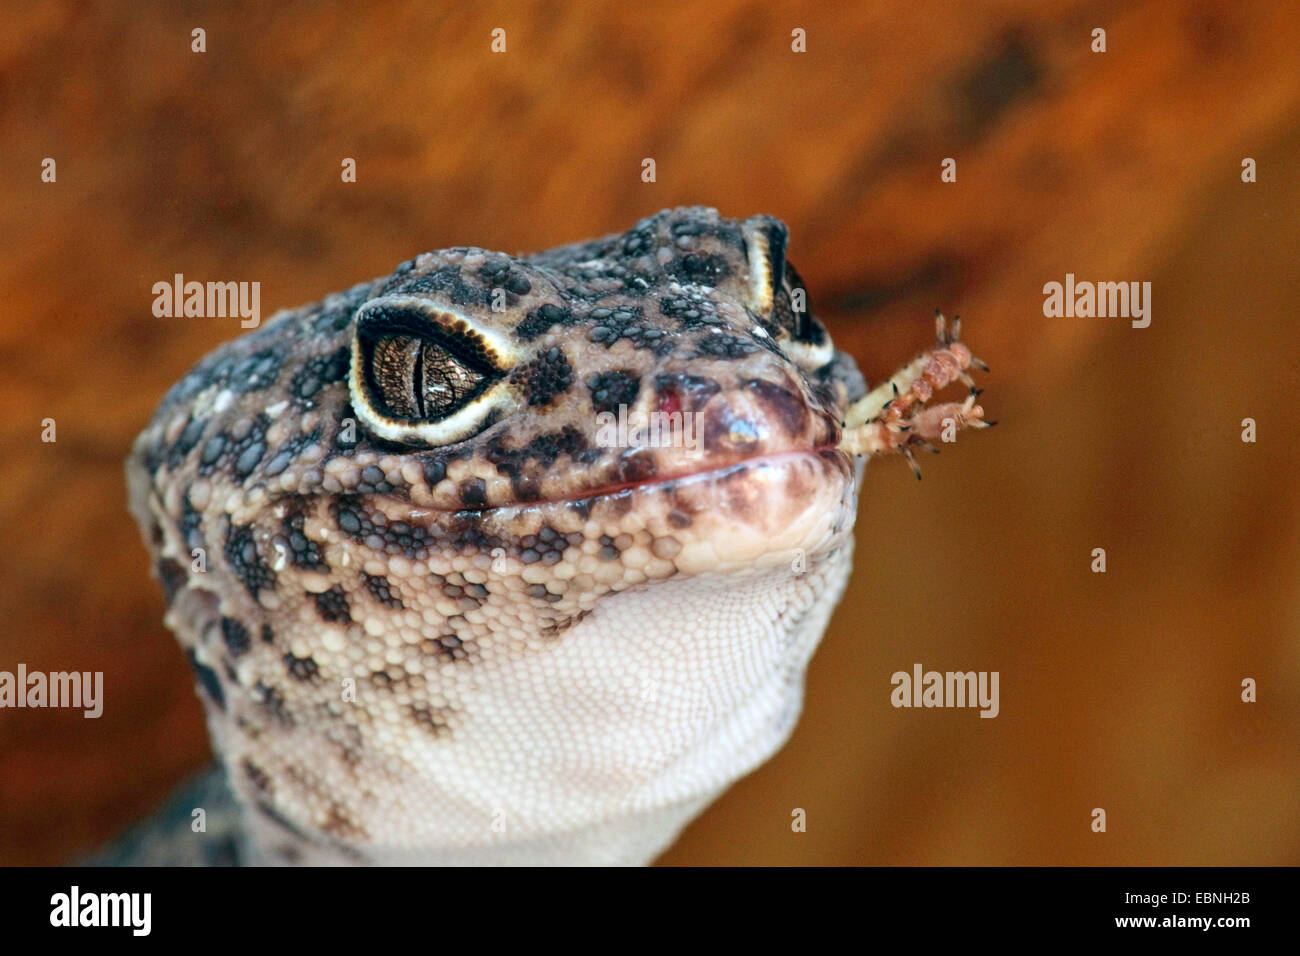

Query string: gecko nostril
[657,388,681,416]
[652,372,720,413]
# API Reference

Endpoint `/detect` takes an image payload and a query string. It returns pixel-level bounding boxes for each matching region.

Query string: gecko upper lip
[455,444,851,518]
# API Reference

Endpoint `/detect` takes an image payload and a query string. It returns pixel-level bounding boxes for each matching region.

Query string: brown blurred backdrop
[0,0,1297,865]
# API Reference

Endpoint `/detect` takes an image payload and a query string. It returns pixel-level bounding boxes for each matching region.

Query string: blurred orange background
[0,0,1296,865]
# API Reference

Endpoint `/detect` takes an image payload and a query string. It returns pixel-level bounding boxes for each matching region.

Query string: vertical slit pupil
[365,329,492,422]
[367,333,424,419]
[411,340,425,418]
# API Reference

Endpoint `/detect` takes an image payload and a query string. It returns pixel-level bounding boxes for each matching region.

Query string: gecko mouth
[498,445,851,515]
[467,446,858,575]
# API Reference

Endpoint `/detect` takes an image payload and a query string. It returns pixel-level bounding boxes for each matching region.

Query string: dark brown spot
[515,302,573,341]
[243,758,273,793]
[588,370,642,415]
[667,252,731,286]
[511,347,573,407]
[321,803,367,840]
[185,650,225,710]
[364,573,404,609]
[409,704,453,737]
[224,522,276,598]
[460,478,487,508]
[220,616,252,657]
[610,449,657,485]
[421,634,467,664]
[313,585,351,623]
[156,558,187,603]
[694,334,758,359]
[255,680,294,725]
[540,609,590,638]
[283,654,319,681]
[746,379,809,437]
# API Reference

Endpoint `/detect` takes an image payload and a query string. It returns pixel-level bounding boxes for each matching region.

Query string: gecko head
[130,204,873,671]
[132,208,870,640]
[127,209,868,860]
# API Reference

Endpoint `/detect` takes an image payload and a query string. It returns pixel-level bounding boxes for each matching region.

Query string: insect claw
[971,357,990,372]
[902,447,922,480]
[892,382,900,396]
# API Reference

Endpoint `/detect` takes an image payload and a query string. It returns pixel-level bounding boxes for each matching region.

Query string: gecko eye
[363,329,490,420]
[349,295,520,447]
[742,217,834,369]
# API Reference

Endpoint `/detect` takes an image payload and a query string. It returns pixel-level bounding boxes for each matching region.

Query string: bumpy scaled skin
[127,207,871,865]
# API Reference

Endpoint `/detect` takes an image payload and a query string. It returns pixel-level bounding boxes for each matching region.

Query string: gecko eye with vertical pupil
[349,295,520,447]
[364,330,489,421]
[742,216,834,369]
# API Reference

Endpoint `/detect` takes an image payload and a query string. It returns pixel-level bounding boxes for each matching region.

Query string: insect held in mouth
[838,311,995,478]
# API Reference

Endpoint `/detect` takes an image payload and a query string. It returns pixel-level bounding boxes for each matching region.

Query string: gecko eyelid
[348,295,521,447]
